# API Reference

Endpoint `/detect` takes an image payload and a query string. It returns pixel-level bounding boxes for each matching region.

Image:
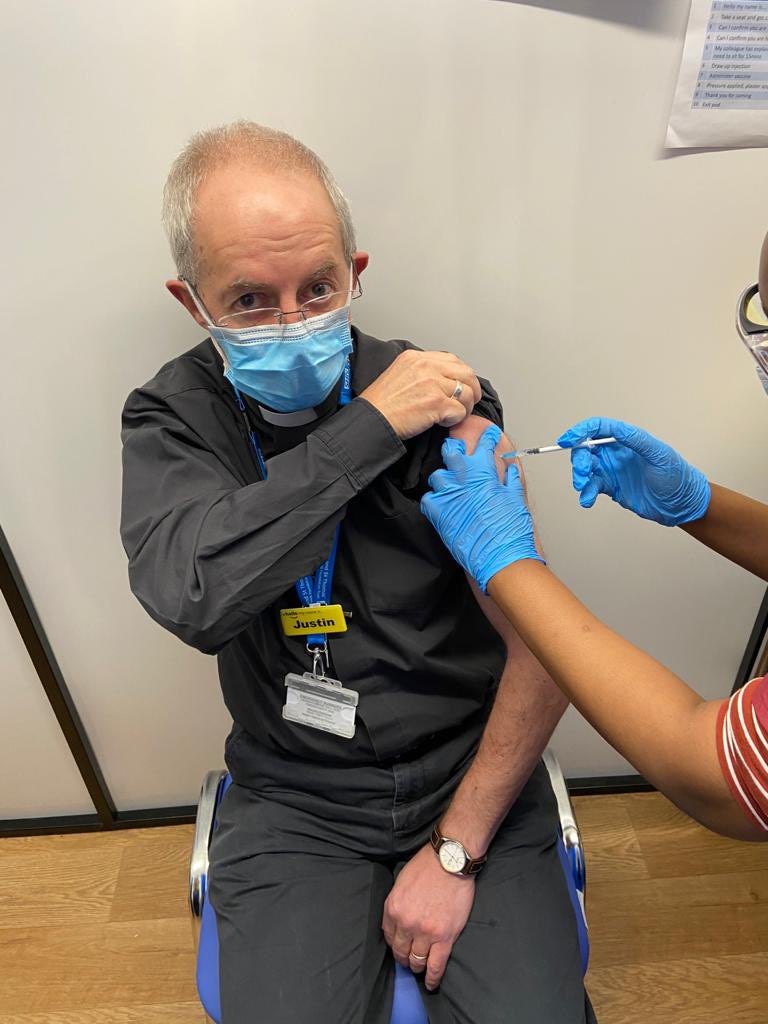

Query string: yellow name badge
[280,604,348,637]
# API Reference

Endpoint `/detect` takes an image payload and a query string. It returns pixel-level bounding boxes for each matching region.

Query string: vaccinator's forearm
[681,483,768,582]
[487,561,764,840]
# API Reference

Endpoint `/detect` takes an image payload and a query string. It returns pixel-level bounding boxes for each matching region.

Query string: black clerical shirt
[120,329,506,779]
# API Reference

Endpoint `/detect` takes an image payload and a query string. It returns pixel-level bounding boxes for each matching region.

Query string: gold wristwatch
[430,825,487,877]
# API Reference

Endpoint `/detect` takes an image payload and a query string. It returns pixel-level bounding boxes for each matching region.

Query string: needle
[501,437,617,459]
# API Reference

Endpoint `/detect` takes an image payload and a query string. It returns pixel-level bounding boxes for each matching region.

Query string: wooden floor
[0,792,766,1023]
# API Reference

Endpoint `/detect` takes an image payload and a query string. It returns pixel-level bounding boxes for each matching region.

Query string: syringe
[501,437,617,460]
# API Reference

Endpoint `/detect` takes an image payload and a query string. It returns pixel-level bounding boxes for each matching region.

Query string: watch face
[438,839,467,874]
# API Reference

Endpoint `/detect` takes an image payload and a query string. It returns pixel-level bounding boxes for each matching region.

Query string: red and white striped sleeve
[716,675,768,832]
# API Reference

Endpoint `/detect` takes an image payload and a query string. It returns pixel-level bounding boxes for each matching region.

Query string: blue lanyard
[232,358,352,653]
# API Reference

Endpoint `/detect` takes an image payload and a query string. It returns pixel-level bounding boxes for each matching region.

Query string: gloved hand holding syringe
[421,416,712,591]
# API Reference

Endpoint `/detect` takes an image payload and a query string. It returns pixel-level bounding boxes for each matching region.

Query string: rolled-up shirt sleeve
[120,392,404,654]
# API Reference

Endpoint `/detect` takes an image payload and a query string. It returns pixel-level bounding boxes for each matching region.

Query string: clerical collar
[256,405,319,426]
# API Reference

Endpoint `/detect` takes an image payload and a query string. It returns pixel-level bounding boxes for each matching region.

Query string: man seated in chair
[120,120,594,1024]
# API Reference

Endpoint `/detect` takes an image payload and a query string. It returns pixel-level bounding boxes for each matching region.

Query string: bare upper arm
[449,415,522,641]
[449,414,513,484]
[450,414,533,517]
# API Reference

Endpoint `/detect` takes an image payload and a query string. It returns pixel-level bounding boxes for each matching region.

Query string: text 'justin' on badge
[280,604,348,636]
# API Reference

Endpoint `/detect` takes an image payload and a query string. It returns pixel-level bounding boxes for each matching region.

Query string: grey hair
[161,120,357,283]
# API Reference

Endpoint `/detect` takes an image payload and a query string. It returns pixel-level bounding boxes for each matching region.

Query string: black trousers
[209,748,596,1024]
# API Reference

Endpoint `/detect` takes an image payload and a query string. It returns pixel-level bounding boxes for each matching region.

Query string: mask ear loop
[182,278,216,324]
[182,278,230,371]
[185,274,261,473]
[348,260,364,304]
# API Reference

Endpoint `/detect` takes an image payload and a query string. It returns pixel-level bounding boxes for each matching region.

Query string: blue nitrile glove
[420,425,545,593]
[557,417,711,527]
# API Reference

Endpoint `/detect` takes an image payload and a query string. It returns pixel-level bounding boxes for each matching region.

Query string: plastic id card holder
[282,672,358,739]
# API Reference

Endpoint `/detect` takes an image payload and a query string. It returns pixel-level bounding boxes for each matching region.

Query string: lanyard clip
[308,642,329,680]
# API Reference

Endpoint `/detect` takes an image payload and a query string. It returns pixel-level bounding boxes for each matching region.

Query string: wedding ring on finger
[409,951,429,962]
[450,380,463,400]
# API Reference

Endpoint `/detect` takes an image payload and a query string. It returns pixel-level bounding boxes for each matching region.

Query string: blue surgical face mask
[186,268,355,412]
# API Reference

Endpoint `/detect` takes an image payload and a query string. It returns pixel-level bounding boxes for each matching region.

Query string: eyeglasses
[736,283,768,393]
[185,276,362,330]
[219,279,362,328]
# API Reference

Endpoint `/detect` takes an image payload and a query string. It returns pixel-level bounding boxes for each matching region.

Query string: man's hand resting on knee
[381,843,475,992]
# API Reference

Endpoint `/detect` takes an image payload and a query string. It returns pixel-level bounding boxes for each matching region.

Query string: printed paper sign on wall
[668,0,768,148]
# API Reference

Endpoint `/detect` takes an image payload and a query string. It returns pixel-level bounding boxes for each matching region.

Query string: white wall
[0,598,94,818]
[2,0,766,807]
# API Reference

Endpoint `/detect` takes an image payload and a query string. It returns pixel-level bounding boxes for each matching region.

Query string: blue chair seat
[191,757,588,1023]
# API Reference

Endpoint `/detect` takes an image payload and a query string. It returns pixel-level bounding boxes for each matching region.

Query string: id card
[282,672,358,739]
[280,604,348,637]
